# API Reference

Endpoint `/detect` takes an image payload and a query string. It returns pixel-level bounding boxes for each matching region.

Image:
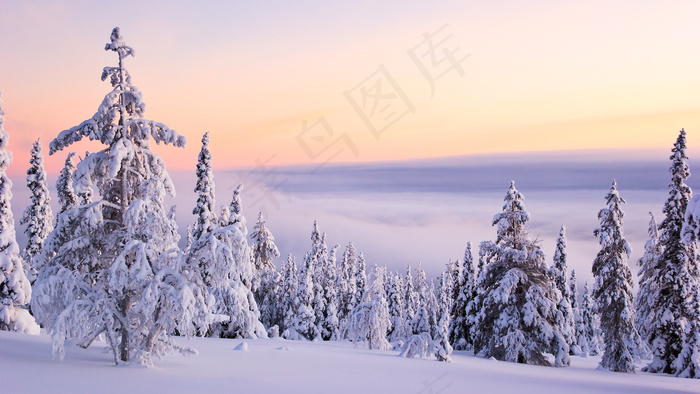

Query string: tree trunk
[119,294,130,362]
[144,307,162,353]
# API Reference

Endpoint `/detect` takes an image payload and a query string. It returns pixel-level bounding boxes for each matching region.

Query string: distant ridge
[218,148,700,194]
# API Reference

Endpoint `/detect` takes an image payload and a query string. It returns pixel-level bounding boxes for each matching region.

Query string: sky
[0,0,698,176]
[1,1,699,280]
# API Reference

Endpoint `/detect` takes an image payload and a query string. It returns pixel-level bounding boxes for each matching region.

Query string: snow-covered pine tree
[476,243,489,281]
[414,263,428,299]
[448,255,464,344]
[0,91,34,333]
[321,244,340,340]
[469,181,569,367]
[250,211,281,330]
[435,278,453,362]
[592,180,640,372]
[450,242,476,350]
[672,288,700,378]
[569,269,583,355]
[280,253,298,336]
[294,252,317,340]
[569,270,578,312]
[387,271,409,342]
[223,185,255,286]
[337,242,358,328]
[383,266,393,307]
[229,184,245,231]
[35,165,101,334]
[257,267,282,332]
[671,194,700,378]
[186,135,264,339]
[412,262,430,335]
[551,226,569,295]
[354,251,367,307]
[443,260,457,314]
[222,184,256,283]
[20,139,53,283]
[404,265,419,334]
[573,310,588,357]
[344,265,391,350]
[579,281,600,356]
[425,280,440,339]
[184,224,193,254]
[311,229,328,338]
[449,254,463,303]
[55,152,77,219]
[32,29,210,364]
[250,212,280,274]
[37,152,77,287]
[413,303,431,337]
[636,212,662,342]
[192,188,265,339]
[549,225,576,354]
[642,129,696,374]
[192,132,217,242]
[438,272,451,326]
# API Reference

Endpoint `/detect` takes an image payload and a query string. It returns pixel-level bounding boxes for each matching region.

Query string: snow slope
[2,331,699,394]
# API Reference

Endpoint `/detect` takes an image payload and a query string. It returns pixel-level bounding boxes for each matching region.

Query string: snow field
[2,331,698,394]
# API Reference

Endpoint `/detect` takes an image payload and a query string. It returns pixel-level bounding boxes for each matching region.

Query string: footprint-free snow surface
[1,331,698,393]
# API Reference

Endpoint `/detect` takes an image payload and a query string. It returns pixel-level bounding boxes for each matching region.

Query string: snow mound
[276,346,292,351]
[12,308,40,335]
[234,342,249,351]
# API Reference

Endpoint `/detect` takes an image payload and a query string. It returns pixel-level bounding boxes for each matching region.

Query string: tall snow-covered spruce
[187,135,265,339]
[387,271,409,342]
[32,28,209,364]
[337,242,358,328]
[293,251,317,340]
[579,282,601,357]
[549,225,577,354]
[250,211,282,331]
[469,181,570,367]
[591,180,640,373]
[673,193,700,378]
[635,212,662,342]
[192,132,216,241]
[411,263,431,336]
[449,242,476,350]
[280,253,298,337]
[0,91,34,333]
[320,243,340,340]
[639,129,697,375]
[20,139,53,283]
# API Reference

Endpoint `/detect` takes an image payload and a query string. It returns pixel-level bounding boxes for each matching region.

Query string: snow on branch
[105,27,135,60]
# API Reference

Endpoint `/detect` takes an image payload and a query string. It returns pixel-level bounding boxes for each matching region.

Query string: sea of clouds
[12,149,700,288]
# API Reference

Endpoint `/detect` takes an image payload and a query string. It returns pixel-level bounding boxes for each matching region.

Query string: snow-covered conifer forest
[1,27,699,394]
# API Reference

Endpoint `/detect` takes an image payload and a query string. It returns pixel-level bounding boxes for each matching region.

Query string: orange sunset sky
[0,0,698,176]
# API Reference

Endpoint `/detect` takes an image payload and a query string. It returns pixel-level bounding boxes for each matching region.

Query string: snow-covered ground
[2,331,698,394]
